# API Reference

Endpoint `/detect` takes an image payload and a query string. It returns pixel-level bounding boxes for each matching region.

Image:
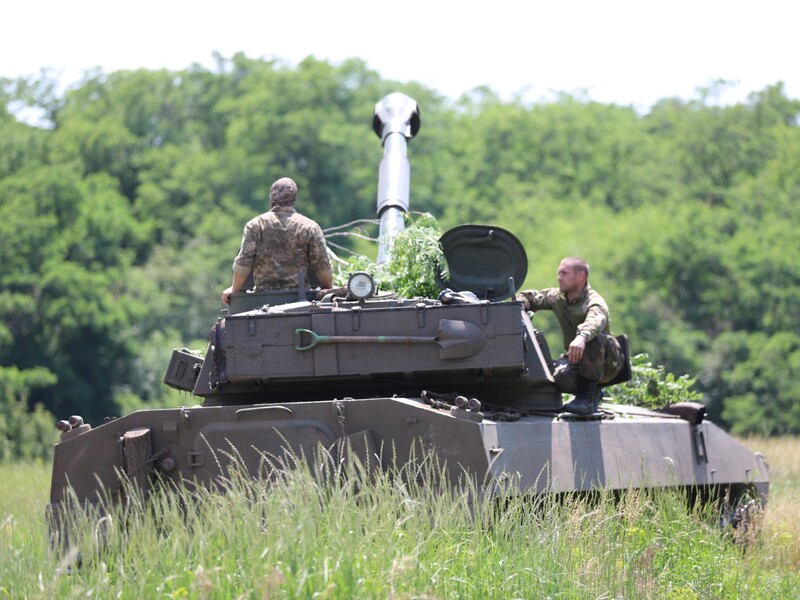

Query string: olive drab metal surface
[49,93,769,539]
[223,302,524,381]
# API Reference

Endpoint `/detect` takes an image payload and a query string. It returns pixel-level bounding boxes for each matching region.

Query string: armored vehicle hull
[49,395,768,524]
[49,93,768,533]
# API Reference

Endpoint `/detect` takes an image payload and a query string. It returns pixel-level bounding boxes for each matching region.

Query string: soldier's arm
[308,224,333,288]
[234,222,259,266]
[315,268,333,289]
[222,225,257,304]
[516,288,559,311]
[567,334,587,363]
[576,304,609,340]
[222,270,249,305]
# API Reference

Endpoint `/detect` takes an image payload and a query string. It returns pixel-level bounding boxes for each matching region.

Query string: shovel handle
[294,328,435,351]
[295,329,328,351]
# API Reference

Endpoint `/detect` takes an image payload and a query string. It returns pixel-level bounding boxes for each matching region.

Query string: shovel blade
[436,319,484,359]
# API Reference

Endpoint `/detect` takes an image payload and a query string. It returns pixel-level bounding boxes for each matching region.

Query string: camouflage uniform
[232,206,331,290]
[517,284,623,391]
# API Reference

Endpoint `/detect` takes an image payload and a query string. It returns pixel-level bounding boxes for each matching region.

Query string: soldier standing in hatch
[221,177,333,305]
[516,257,623,415]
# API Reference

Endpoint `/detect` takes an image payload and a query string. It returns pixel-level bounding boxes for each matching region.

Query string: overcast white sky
[2,0,796,112]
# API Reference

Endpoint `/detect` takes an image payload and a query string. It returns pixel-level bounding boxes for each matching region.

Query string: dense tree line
[1,54,798,454]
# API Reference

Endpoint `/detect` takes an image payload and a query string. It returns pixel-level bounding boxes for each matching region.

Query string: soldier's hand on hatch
[221,287,234,305]
[567,335,586,363]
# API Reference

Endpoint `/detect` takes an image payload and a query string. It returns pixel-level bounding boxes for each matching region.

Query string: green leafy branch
[331,212,449,298]
[610,353,703,409]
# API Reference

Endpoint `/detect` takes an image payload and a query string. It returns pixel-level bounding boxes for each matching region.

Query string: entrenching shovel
[294,319,485,359]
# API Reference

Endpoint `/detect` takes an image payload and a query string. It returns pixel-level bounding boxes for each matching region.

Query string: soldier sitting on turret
[516,257,624,415]
[221,177,334,305]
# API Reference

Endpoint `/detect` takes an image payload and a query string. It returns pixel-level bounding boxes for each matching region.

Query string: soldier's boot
[561,376,602,416]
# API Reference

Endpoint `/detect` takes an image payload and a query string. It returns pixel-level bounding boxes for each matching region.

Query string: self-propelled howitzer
[48,93,768,530]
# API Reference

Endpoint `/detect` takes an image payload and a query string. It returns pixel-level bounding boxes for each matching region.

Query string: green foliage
[381,213,449,297]
[0,366,58,462]
[701,331,800,436]
[333,212,448,298]
[1,59,799,435]
[611,354,703,410]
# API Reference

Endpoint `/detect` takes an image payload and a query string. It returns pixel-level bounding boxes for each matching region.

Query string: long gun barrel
[372,93,420,263]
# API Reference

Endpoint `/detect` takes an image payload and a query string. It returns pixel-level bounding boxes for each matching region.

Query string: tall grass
[741,436,800,578]
[0,461,54,597]
[2,439,799,599]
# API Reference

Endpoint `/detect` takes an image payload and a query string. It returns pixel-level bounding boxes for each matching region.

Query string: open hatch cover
[436,224,528,301]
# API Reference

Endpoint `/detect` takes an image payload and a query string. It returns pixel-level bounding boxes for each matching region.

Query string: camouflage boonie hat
[270,177,298,205]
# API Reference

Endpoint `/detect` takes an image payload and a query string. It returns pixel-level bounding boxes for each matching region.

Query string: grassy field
[1,437,798,599]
